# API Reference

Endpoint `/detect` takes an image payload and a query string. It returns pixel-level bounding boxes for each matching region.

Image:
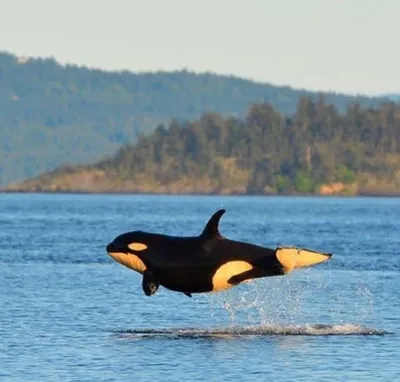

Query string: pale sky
[0,0,399,95]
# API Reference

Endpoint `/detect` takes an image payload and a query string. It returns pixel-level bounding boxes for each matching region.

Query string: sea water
[0,194,399,381]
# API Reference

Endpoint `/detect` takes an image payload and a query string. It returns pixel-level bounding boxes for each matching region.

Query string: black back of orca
[106,209,332,297]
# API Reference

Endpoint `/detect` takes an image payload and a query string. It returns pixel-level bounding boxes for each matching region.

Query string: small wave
[112,324,389,338]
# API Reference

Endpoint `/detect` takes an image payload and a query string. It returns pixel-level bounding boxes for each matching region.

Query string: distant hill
[6,96,400,196]
[0,51,390,186]
[387,94,400,101]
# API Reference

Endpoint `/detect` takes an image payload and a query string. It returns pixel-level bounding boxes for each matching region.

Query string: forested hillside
[0,51,390,185]
[6,97,400,196]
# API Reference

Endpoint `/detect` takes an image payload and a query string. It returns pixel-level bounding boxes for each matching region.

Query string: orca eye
[128,242,148,251]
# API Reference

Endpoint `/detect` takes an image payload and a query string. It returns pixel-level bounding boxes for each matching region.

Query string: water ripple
[112,323,389,338]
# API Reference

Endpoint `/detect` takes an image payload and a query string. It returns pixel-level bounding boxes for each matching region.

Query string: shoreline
[1,189,400,197]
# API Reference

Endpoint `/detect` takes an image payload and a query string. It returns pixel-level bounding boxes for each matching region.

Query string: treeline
[91,96,400,195]
[0,51,390,186]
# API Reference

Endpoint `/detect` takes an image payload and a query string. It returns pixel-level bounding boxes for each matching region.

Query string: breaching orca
[106,209,332,297]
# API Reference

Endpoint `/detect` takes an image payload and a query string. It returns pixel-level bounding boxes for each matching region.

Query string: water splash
[200,266,381,333]
[205,274,311,327]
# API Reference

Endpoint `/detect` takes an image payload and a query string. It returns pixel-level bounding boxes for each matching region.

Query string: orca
[106,209,332,297]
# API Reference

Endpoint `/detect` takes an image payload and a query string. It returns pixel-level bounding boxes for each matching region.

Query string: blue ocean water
[0,194,399,381]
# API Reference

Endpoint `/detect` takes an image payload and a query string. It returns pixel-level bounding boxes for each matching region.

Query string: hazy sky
[1,0,399,95]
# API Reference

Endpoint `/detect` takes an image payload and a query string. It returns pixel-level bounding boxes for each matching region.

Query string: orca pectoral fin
[183,292,192,298]
[142,270,160,296]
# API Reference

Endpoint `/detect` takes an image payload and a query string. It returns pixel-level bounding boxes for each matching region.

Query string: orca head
[107,231,149,253]
[106,231,149,274]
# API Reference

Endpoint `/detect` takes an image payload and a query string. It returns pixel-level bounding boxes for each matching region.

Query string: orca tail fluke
[275,247,332,274]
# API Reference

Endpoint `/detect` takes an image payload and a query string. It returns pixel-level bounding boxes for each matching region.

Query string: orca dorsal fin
[201,209,225,238]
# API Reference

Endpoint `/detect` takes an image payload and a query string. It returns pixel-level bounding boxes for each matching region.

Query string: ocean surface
[1,194,399,381]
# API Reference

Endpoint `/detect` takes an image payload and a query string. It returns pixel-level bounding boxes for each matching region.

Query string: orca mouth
[106,243,123,253]
[106,243,136,255]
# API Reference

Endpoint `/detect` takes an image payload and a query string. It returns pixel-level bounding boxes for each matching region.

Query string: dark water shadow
[110,323,390,340]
